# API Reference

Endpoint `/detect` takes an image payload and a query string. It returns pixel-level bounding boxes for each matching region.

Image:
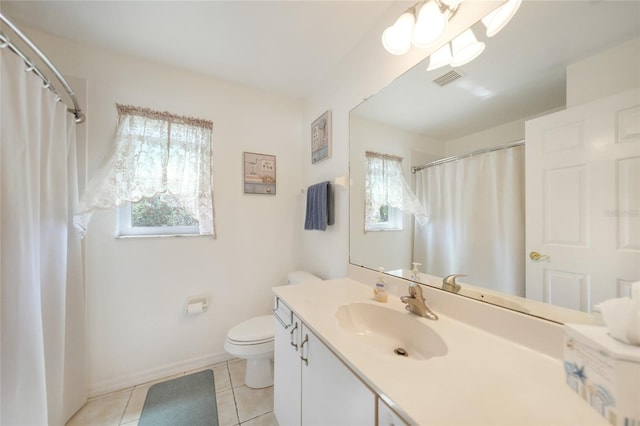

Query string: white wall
[443,118,525,157]
[23,29,305,396]
[567,37,640,107]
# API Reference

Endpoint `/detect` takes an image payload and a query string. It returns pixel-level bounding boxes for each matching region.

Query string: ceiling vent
[433,70,463,87]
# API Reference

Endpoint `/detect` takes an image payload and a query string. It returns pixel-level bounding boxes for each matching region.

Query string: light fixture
[382,0,460,55]
[450,28,485,67]
[381,11,415,55]
[439,0,463,7]
[411,1,448,48]
[385,0,521,71]
[481,0,522,37]
[426,43,451,71]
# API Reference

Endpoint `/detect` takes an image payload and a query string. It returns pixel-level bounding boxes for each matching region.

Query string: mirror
[350,0,640,323]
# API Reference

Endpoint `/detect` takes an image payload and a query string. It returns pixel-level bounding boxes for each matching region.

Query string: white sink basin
[335,302,447,360]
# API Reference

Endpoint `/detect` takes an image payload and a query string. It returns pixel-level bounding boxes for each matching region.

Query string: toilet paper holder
[186,297,209,315]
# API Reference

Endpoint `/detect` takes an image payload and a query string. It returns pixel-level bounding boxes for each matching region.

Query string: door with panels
[525,89,640,311]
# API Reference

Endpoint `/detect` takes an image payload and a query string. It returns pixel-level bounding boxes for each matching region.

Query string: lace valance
[116,104,213,130]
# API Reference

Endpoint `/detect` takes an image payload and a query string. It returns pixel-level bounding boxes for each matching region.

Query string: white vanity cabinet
[273,297,375,425]
[378,398,409,426]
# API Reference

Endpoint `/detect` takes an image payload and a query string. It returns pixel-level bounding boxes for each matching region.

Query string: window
[74,104,215,238]
[366,202,403,231]
[118,193,199,236]
[365,152,405,231]
[364,151,427,232]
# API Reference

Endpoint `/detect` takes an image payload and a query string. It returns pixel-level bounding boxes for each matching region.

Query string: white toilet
[224,271,321,388]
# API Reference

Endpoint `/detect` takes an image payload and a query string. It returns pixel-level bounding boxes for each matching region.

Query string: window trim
[365,205,403,232]
[116,201,200,237]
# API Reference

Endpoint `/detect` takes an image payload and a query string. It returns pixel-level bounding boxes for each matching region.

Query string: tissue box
[564,324,640,426]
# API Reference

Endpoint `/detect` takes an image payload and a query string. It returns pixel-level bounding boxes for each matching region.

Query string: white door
[273,308,302,426]
[300,324,375,426]
[525,89,640,312]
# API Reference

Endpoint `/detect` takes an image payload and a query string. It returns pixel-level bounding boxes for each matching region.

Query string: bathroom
[1,1,638,425]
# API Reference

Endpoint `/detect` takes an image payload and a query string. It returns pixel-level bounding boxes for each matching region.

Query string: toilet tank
[287,271,321,285]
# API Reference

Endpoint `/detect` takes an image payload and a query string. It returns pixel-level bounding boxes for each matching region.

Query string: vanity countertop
[273,278,607,425]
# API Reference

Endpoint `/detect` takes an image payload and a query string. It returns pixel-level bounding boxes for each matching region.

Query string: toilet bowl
[224,271,321,388]
[224,315,275,388]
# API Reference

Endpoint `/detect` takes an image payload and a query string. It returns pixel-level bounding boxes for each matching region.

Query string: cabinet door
[300,324,375,426]
[273,308,302,426]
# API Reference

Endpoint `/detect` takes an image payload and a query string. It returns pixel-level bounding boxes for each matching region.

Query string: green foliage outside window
[378,204,389,223]
[131,194,198,227]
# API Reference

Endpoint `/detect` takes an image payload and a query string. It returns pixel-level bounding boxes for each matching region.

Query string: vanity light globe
[439,0,464,7]
[411,1,447,48]
[450,28,485,67]
[481,0,522,37]
[382,12,415,55]
[427,43,452,71]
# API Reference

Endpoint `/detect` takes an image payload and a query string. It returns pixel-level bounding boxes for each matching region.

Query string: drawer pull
[300,334,309,366]
[290,322,299,351]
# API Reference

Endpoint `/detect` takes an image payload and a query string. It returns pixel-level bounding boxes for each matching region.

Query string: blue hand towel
[304,181,334,231]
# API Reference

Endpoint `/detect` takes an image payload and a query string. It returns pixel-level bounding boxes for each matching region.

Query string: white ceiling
[3,0,639,140]
[1,0,405,99]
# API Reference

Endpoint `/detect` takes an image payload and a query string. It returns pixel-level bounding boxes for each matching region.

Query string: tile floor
[66,359,278,426]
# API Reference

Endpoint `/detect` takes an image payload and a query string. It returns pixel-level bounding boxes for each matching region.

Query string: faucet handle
[442,274,465,293]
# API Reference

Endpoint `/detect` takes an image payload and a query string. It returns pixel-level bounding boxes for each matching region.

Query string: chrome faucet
[400,282,438,320]
[442,274,465,294]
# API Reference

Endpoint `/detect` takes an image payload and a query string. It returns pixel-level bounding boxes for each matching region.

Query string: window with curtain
[364,151,427,232]
[74,104,215,237]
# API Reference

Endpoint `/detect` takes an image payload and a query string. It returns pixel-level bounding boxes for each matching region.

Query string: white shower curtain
[413,145,525,296]
[1,49,86,425]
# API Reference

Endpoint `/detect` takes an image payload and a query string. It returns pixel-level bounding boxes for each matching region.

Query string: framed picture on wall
[243,152,276,195]
[311,110,331,164]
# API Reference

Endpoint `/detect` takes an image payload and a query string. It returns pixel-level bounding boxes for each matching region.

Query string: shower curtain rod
[0,12,85,123]
[411,139,525,173]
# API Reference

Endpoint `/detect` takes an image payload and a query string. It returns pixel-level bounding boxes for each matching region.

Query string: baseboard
[88,351,234,398]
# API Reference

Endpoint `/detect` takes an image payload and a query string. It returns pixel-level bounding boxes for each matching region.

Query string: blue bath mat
[139,369,218,426]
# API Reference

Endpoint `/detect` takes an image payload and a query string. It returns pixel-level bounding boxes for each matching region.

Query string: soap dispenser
[374,267,388,303]
[409,262,422,298]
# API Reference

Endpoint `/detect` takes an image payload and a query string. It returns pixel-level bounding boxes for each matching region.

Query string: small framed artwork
[243,152,276,195]
[311,110,331,164]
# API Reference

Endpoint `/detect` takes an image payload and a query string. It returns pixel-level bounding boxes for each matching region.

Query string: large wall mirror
[350,0,640,323]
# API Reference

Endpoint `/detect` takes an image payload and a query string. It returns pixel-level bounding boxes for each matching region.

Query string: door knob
[529,251,550,261]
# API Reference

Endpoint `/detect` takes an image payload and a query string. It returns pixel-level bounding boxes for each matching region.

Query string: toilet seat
[227,315,274,345]
[224,314,275,362]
